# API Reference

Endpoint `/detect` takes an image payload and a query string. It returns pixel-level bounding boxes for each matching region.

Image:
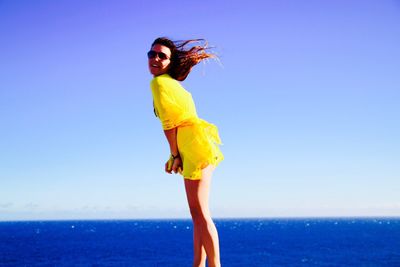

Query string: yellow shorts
[177,119,224,180]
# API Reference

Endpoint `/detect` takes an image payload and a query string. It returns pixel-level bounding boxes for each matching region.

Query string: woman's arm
[164,127,182,173]
[164,127,179,156]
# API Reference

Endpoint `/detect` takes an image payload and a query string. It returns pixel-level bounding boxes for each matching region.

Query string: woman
[148,37,224,267]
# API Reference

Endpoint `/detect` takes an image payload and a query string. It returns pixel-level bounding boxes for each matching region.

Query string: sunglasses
[147,50,170,60]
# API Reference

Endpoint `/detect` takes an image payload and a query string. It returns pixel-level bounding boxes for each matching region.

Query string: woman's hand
[165,155,183,174]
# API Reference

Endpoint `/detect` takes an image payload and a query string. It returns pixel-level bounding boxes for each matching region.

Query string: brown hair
[151,37,216,81]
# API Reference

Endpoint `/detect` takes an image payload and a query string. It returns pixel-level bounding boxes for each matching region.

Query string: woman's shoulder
[151,74,175,86]
[151,74,181,91]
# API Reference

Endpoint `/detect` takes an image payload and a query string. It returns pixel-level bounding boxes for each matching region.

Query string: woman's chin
[150,68,161,76]
[152,71,167,76]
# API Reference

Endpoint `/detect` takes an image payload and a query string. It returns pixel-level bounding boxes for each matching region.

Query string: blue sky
[1,0,399,221]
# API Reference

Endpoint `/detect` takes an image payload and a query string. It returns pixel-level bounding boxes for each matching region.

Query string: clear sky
[1,0,399,221]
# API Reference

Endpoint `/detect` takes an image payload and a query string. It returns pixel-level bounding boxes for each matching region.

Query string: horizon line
[1,215,400,223]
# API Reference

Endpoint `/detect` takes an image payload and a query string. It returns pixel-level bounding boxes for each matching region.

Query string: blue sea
[1,218,399,266]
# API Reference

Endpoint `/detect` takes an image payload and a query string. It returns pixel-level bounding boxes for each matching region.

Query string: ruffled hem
[182,156,224,180]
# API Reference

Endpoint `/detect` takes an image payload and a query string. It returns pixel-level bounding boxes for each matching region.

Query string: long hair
[151,37,216,81]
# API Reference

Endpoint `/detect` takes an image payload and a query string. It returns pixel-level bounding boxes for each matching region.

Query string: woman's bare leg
[185,165,221,267]
[193,222,207,266]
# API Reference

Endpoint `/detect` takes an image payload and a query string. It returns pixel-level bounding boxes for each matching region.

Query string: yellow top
[151,74,224,180]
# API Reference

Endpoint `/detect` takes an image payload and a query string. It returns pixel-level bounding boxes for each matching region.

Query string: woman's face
[148,44,172,76]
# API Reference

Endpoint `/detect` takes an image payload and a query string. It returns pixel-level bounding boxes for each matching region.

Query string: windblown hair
[151,37,216,81]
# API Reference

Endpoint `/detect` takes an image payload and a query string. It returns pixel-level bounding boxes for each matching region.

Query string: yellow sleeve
[151,76,187,130]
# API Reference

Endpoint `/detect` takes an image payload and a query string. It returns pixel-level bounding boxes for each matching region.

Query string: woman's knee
[189,204,210,222]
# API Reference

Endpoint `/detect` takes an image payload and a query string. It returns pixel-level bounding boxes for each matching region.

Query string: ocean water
[0,218,399,266]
